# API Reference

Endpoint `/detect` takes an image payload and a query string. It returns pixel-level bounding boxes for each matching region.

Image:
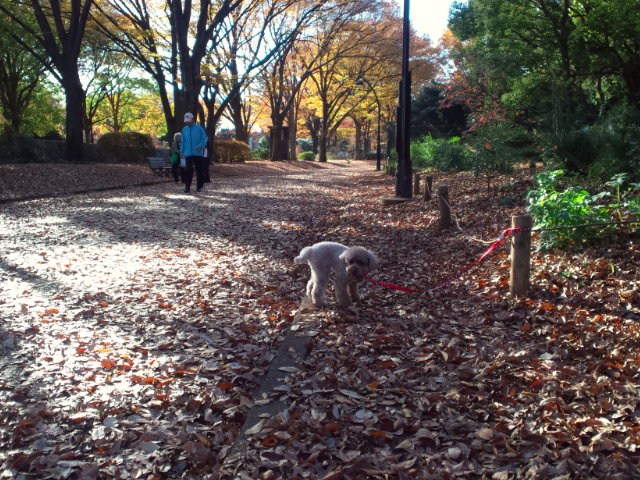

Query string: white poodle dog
[294,241,378,307]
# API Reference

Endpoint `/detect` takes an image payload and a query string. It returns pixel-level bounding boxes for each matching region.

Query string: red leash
[365,227,523,294]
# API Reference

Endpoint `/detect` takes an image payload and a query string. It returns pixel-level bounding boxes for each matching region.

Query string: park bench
[147,156,172,176]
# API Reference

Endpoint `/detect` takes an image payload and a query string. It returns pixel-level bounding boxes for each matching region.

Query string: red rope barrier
[365,227,523,294]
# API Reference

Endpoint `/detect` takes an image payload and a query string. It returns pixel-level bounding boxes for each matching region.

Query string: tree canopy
[1,0,637,182]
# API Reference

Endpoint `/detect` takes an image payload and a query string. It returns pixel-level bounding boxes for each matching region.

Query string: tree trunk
[354,119,363,159]
[270,122,288,161]
[317,109,329,163]
[318,137,328,163]
[288,106,298,161]
[62,70,85,161]
[318,120,329,163]
[229,91,249,143]
[306,115,320,154]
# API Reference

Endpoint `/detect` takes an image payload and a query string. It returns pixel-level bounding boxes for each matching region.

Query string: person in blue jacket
[180,112,208,193]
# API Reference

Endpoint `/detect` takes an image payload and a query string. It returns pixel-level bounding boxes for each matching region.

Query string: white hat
[184,112,194,122]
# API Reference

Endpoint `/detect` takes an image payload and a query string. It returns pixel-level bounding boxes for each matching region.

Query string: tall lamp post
[355,76,382,171]
[396,0,412,198]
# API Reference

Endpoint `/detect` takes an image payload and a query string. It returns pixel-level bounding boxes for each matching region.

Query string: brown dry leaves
[1,163,639,479]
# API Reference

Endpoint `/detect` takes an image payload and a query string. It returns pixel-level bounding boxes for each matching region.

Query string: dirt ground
[1,160,639,479]
[0,160,354,203]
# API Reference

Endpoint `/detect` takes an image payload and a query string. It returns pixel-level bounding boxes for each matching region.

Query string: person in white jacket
[180,112,208,193]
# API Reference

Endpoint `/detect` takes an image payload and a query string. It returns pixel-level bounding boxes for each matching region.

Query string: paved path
[0,160,379,478]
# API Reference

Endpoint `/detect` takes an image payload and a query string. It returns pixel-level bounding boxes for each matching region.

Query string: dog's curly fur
[294,241,378,307]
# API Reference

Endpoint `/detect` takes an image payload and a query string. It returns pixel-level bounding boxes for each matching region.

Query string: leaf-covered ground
[0,161,638,479]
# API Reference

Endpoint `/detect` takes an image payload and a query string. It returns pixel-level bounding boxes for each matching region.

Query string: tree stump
[438,185,451,229]
[509,215,532,296]
[423,175,433,201]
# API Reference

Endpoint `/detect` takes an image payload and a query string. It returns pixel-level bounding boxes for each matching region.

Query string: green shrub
[410,135,469,172]
[41,130,64,141]
[386,158,397,176]
[410,135,437,171]
[251,136,270,160]
[432,137,469,172]
[551,104,640,182]
[556,128,598,174]
[605,173,640,226]
[0,129,37,163]
[525,169,640,250]
[298,151,315,161]
[465,122,533,175]
[97,131,155,163]
[297,138,314,152]
[252,147,269,160]
[213,139,251,163]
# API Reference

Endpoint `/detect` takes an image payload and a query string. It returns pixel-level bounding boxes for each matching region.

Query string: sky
[395,0,465,42]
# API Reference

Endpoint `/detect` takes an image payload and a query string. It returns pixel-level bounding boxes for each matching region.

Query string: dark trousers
[184,156,207,190]
[171,163,180,182]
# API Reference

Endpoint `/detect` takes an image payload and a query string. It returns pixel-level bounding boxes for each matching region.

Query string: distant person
[170,132,182,183]
[180,112,208,193]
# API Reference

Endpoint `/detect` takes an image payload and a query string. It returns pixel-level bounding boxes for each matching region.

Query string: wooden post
[509,215,532,296]
[438,185,451,229]
[424,175,433,201]
[413,173,420,195]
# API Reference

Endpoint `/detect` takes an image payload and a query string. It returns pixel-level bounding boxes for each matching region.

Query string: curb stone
[222,296,324,470]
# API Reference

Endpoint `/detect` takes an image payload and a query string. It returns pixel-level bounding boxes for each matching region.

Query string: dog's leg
[348,280,360,303]
[334,272,352,307]
[310,269,329,307]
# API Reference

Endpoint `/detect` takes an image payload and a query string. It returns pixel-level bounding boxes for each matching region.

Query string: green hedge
[97,132,155,163]
[213,140,251,163]
[298,151,315,161]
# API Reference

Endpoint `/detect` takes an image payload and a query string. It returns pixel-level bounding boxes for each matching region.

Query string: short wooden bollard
[509,215,532,296]
[413,173,420,195]
[438,185,451,229]
[424,175,433,201]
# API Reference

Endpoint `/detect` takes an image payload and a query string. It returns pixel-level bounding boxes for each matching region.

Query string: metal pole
[368,82,382,171]
[376,105,381,171]
[356,75,382,171]
[396,0,412,198]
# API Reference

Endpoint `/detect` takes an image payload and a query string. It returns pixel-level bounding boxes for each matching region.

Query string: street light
[396,0,412,198]
[355,76,382,171]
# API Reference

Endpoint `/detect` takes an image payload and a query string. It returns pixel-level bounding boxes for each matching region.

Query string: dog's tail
[294,246,312,264]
